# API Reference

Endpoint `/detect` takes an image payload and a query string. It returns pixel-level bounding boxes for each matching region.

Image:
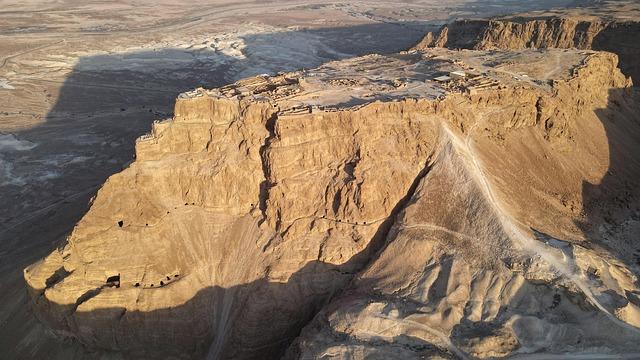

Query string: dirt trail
[443,123,640,335]
[543,51,563,80]
[0,39,64,71]
[374,313,472,360]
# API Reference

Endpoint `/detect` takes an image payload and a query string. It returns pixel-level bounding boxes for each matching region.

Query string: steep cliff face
[289,159,640,357]
[288,52,640,359]
[414,17,640,85]
[25,48,640,359]
[23,62,445,359]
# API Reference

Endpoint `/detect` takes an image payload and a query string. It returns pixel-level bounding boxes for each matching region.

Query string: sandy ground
[0,0,604,358]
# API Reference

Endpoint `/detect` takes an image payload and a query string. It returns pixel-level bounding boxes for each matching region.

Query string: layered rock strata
[25,48,640,359]
[414,17,640,85]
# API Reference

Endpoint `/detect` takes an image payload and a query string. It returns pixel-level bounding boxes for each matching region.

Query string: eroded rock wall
[414,17,640,84]
[24,94,445,359]
[24,50,640,359]
[287,54,640,358]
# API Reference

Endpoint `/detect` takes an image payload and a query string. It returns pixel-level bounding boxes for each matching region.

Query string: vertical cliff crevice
[259,112,278,226]
[354,157,435,268]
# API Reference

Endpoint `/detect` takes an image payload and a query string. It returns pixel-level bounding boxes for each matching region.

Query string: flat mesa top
[181,48,594,112]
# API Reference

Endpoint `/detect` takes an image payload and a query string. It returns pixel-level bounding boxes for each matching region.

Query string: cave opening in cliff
[106,274,120,288]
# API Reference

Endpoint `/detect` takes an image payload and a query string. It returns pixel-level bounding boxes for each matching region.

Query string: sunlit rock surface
[25,46,640,359]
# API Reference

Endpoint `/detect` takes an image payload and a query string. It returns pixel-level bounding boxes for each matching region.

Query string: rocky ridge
[24,45,640,359]
[413,17,640,85]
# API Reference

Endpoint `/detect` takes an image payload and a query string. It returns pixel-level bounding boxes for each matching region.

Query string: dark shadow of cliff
[592,21,640,87]
[27,260,344,359]
[525,87,640,321]
[0,21,435,359]
[578,86,640,274]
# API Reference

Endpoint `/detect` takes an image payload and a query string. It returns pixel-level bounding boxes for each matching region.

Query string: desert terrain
[2,0,640,359]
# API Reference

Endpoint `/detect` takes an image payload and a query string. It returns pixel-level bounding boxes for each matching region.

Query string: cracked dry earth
[24,46,640,359]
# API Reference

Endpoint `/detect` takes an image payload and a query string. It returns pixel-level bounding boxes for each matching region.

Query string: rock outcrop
[25,46,640,359]
[286,50,640,359]
[414,17,640,85]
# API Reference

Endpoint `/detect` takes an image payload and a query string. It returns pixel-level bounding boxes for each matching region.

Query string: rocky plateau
[414,15,640,85]
[23,15,640,360]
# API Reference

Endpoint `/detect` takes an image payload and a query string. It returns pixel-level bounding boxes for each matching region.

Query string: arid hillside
[25,43,640,359]
[288,52,640,359]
